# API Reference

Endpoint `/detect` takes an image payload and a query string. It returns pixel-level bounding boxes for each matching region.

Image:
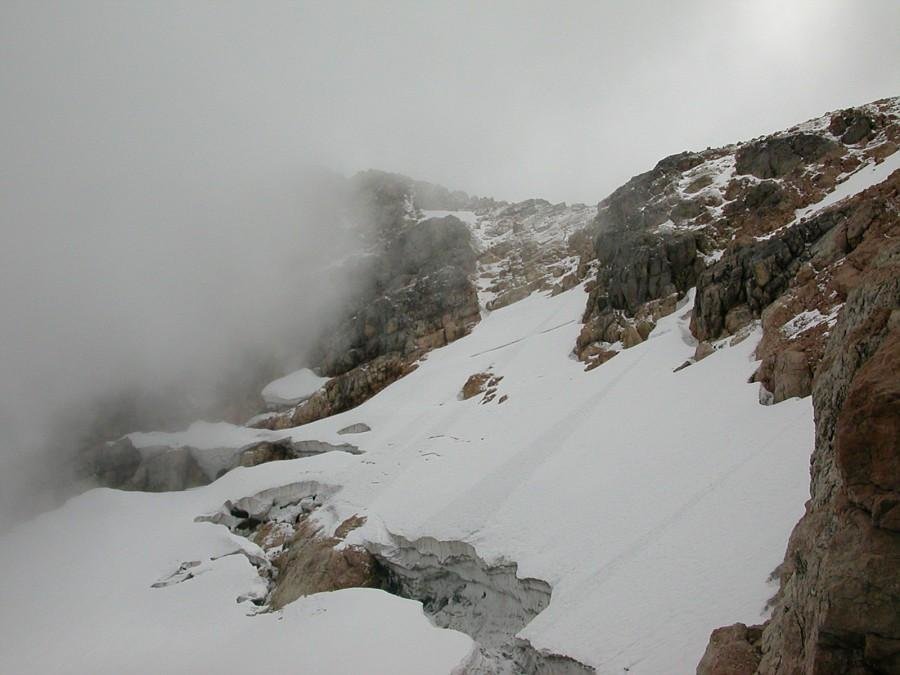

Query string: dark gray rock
[588,230,702,317]
[691,205,851,341]
[319,263,479,376]
[828,108,880,145]
[595,151,704,234]
[337,423,371,435]
[735,132,840,179]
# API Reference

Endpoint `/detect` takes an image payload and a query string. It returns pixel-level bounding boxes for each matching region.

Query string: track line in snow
[421,348,652,535]
[580,406,810,599]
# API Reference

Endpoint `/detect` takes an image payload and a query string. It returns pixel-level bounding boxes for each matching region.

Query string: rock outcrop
[576,151,713,366]
[255,193,481,430]
[742,267,900,674]
[84,436,360,492]
[473,200,596,310]
[734,133,841,180]
[567,99,900,673]
[578,97,900,381]
[697,623,764,675]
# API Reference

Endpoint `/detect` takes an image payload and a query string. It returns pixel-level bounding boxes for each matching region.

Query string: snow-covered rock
[260,368,328,408]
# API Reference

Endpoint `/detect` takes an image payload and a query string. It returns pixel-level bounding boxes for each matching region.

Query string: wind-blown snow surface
[0,285,812,674]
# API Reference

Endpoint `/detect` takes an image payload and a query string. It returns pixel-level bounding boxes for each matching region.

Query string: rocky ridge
[85,170,599,489]
[252,179,598,434]
[681,100,900,674]
[577,97,899,375]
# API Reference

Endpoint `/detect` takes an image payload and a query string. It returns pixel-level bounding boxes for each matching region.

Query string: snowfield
[0,283,812,674]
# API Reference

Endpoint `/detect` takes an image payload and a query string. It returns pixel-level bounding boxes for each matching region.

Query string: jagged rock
[694,341,715,362]
[578,229,700,362]
[259,353,418,430]
[461,372,492,400]
[387,215,477,276]
[692,220,828,342]
[487,285,533,311]
[460,371,503,402]
[710,265,900,674]
[828,108,883,145]
[576,149,714,364]
[592,230,702,316]
[320,264,480,376]
[596,151,704,233]
[337,422,371,435]
[747,171,898,403]
[691,169,899,346]
[734,133,841,179]
[835,313,900,530]
[697,623,763,675]
[295,212,481,426]
[268,520,386,610]
[334,514,367,539]
[238,441,295,468]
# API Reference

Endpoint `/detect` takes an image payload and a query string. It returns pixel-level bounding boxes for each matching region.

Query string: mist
[1,1,898,528]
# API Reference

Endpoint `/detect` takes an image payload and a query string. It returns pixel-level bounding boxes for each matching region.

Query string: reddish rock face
[711,271,900,675]
[671,99,900,675]
[268,518,386,610]
[697,623,762,675]
[835,324,900,530]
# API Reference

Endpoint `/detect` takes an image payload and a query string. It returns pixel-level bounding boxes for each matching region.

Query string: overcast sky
[3,1,897,204]
[0,1,898,526]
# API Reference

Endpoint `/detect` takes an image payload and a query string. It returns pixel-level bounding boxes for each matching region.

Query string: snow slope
[0,453,474,675]
[0,283,812,673]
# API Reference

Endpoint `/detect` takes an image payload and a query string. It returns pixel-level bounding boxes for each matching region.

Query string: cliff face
[577,97,899,374]
[686,101,900,674]
[756,260,899,674]
[255,189,483,432]
[563,96,900,674]
[698,267,899,675]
